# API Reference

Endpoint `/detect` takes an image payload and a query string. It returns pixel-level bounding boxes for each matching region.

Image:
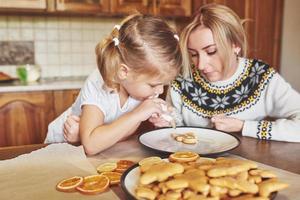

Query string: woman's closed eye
[189,52,198,57]
[207,49,217,55]
[188,49,198,58]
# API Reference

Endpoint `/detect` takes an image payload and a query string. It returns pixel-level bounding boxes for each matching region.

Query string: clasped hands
[211,114,244,133]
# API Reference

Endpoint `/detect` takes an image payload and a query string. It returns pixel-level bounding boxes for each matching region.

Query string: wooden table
[229,135,300,174]
[0,134,299,200]
[1,135,299,174]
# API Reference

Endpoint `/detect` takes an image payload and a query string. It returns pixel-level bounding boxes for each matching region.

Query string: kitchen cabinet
[0,0,109,14]
[55,0,110,13]
[191,0,283,71]
[110,0,150,15]
[154,0,192,17]
[0,89,79,147]
[0,91,54,147]
[0,0,191,17]
[53,89,79,116]
[0,0,47,10]
[111,0,192,17]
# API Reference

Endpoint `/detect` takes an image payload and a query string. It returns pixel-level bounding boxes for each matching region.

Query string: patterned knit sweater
[169,57,300,142]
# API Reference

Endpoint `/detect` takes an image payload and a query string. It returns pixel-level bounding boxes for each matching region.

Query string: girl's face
[118,65,174,101]
[188,25,237,82]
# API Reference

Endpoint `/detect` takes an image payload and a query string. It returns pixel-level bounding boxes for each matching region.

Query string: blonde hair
[95,13,182,90]
[180,4,247,78]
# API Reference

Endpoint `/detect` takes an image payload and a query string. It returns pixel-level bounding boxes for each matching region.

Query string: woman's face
[187,25,236,82]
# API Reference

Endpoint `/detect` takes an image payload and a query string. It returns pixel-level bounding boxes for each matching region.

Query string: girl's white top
[45,69,141,143]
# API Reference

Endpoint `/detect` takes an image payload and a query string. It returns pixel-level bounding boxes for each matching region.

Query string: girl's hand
[149,115,170,127]
[149,104,174,127]
[132,98,165,122]
[211,115,244,133]
[63,115,80,143]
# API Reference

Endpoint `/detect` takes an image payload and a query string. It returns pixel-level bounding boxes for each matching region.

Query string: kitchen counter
[0,76,86,93]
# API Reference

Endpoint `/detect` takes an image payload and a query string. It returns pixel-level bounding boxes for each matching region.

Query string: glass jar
[17,64,41,83]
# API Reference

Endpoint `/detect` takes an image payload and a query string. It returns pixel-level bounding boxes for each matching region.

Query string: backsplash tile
[0,15,120,78]
[0,41,34,65]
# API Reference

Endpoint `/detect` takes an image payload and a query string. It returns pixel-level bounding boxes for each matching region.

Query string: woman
[154,4,300,142]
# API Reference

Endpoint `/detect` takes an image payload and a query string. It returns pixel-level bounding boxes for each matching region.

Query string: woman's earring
[235,52,239,61]
[234,47,241,61]
[234,50,240,61]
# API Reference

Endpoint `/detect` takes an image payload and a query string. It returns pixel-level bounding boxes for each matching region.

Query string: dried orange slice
[56,176,83,192]
[100,171,122,185]
[138,156,162,166]
[114,160,135,173]
[76,175,109,195]
[96,162,117,173]
[169,151,199,163]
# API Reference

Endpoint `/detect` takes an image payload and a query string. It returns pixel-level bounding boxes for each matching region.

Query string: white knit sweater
[169,57,300,142]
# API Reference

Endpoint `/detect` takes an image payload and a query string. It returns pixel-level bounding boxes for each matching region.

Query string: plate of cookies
[139,127,240,156]
[121,151,288,200]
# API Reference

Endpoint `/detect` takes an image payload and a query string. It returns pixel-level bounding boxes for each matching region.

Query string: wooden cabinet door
[0,91,54,147]
[53,89,79,117]
[56,0,110,13]
[242,0,283,71]
[192,0,283,71]
[155,0,192,17]
[0,0,47,9]
[110,0,151,15]
[111,0,191,17]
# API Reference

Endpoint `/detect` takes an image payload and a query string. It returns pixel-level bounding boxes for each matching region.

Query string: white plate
[121,163,140,200]
[139,127,240,156]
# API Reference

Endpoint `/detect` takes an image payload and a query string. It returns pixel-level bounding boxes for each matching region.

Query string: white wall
[280,0,300,92]
[0,16,119,78]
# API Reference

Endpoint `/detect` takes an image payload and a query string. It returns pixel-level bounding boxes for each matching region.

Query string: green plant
[17,66,27,83]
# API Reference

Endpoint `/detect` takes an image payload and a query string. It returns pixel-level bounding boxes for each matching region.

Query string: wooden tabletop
[230,135,300,174]
[0,133,299,200]
[0,134,299,174]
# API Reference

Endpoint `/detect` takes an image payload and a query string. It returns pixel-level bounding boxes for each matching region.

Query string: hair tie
[174,34,179,41]
[114,25,121,30]
[112,38,119,46]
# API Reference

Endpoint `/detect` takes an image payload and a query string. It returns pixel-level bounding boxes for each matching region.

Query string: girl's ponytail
[95,25,122,90]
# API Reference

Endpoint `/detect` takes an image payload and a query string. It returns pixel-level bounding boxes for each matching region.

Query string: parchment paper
[0,143,119,200]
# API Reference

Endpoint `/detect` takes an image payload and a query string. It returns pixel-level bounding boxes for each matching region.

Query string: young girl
[152,4,300,142]
[44,13,182,154]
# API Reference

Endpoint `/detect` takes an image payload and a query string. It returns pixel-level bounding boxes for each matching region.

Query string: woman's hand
[211,115,244,133]
[63,115,80,144]
[149,104,174,127]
